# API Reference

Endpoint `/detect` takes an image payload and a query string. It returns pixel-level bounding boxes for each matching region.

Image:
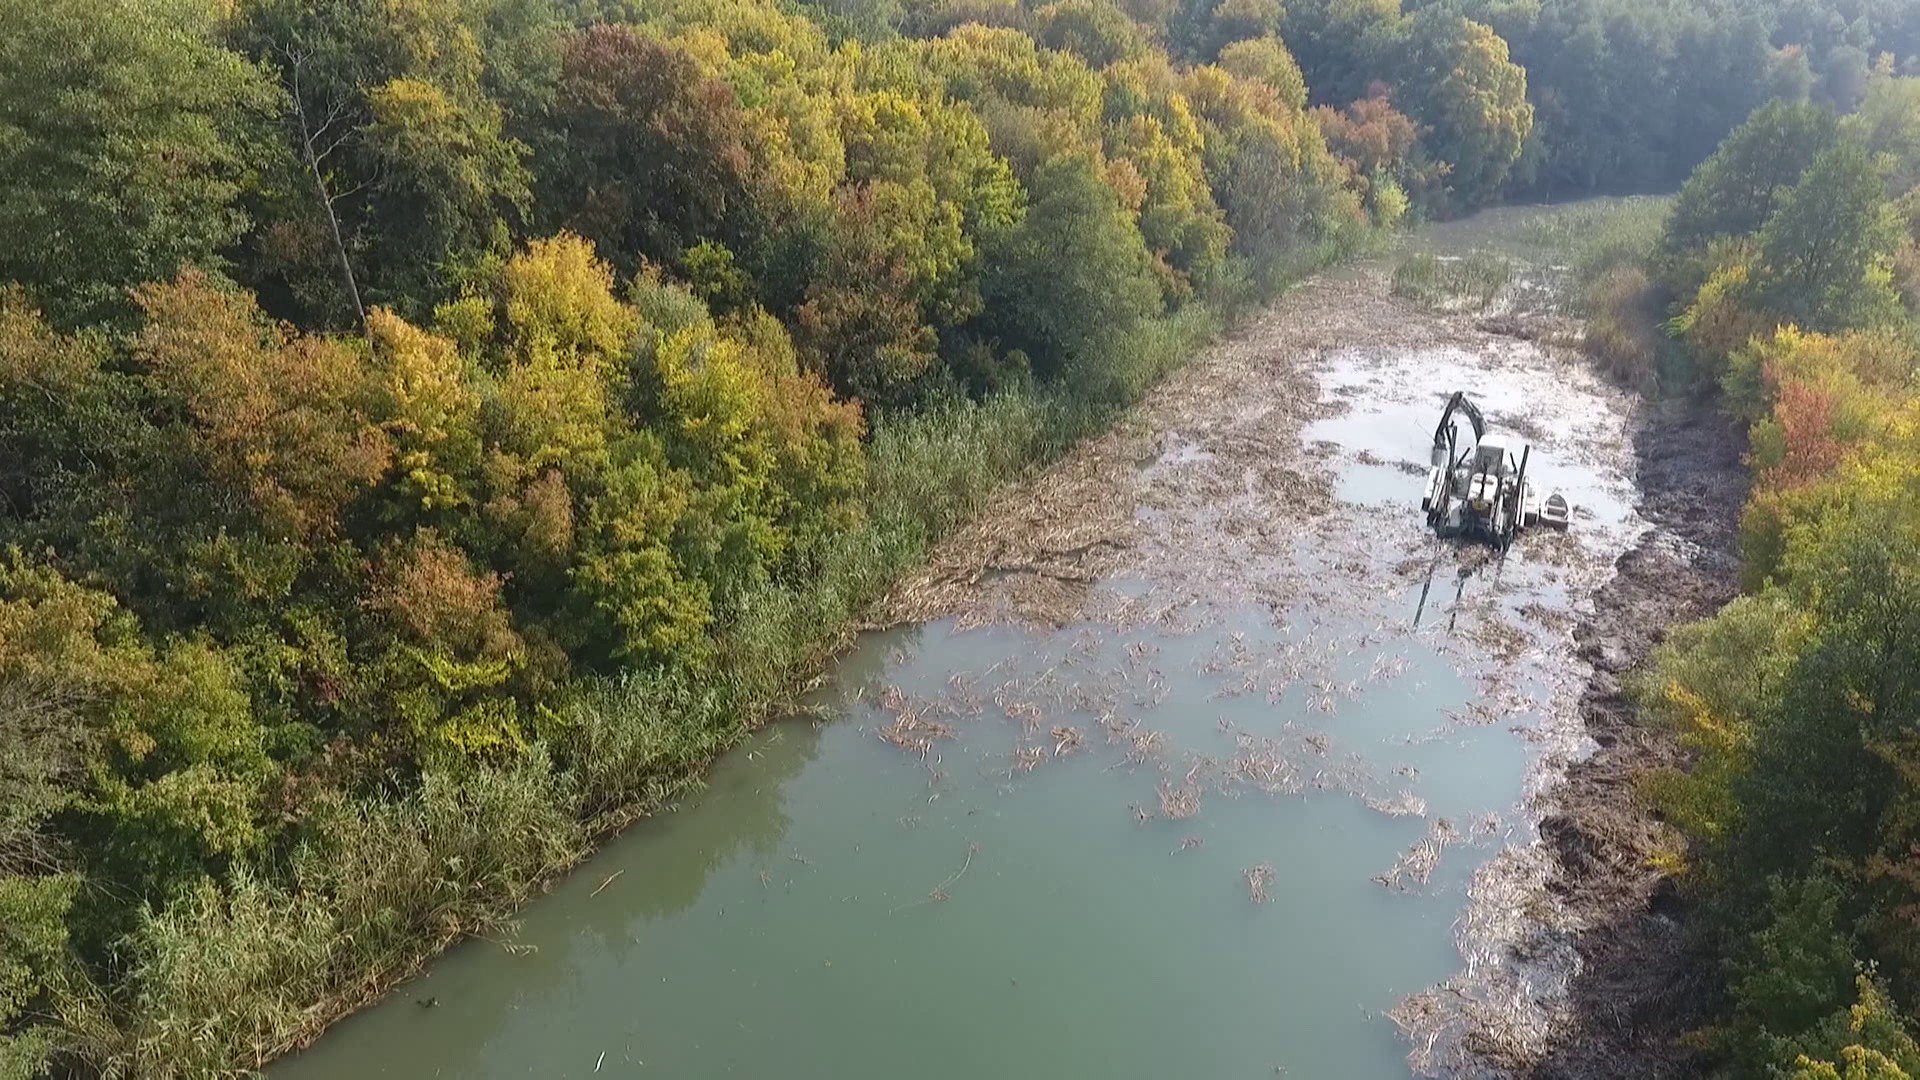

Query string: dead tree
[283,47,371,347]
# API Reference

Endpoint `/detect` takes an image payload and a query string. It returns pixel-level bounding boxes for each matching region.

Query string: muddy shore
[1526,401,1748,1079]
[873,219,1760,1075]
[877,229,1714,1072]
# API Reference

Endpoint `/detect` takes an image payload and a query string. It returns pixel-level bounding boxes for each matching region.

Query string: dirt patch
[1523,401,1748,1079]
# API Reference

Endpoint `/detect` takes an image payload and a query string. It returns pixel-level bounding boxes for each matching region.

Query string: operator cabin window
[1475,436,1509,474]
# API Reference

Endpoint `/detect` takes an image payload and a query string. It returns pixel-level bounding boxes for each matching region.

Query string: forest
[1574,70,1920,1078]
[0,0,1916,1075]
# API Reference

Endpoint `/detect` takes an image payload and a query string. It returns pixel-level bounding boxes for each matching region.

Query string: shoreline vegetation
[1,0,1917,1077]
[1540,95,1920,1076]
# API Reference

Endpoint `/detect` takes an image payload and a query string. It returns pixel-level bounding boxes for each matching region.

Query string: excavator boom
[1430,391,1485,466]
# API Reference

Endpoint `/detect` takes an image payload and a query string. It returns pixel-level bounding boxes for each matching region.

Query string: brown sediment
[1522,401,1747,1079]
[871,265,1486,634]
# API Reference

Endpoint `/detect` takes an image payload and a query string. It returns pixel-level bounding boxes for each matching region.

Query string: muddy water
[277,222,1643,1079]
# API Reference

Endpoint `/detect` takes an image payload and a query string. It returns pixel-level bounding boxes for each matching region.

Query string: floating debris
[999,697,1045,732]
[891,842,980,914]
[1365,791,1429,818]
[1228,736,1301,796]
[1375,819,1462,890]
[1158,777,1202,820]
[1245,863,1276,904]
[876,712,953,756]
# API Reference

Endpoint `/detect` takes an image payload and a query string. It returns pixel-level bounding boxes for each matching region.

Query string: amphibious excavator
[1420,391,1570,547]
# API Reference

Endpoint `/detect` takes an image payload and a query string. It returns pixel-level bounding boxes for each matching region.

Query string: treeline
[0,0,1911,1076]
[1578,75,1920,1075]
[1477,0,1920,195]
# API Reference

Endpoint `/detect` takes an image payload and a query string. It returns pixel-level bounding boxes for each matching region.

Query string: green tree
[539,25,758,275]
[1218,35,1310,111]
[1036,0,1150,68]
[0,0,277,327]
[1662,101,1840,263]
[1750,141,1902,333]
[1279,0,1403,108]
[1733,497,1920,893]
[0,872,77,1078]
[1169,0,1286,62]
[1391,10,1532,208]
[236,0,537,324]
[1778,977,1920,1079]
[1848,68,1920,196]
[977,152,1162,390]
[1730,874,1860,1038]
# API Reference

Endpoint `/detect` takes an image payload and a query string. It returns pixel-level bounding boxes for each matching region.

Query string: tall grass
[1568,204,1669,290]
[1527,197,1675,395]
[1515,197,1670,270]
[1392,251,1515,311]
[1580,264,1666,394]
[92,763,584,1077]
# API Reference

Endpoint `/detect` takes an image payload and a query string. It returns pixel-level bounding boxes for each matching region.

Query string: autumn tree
[1183,65,1360,266]
[539,26,758,278]
[1313,86,1435,220]
[1389,10,1532,209]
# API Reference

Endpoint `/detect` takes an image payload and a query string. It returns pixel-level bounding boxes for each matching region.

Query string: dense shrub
[1611,73,1920,1077]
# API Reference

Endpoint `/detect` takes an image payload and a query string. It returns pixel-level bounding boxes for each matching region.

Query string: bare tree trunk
[285,49,371,349]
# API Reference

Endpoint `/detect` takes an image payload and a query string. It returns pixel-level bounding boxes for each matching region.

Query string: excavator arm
[1430,391,1485,465]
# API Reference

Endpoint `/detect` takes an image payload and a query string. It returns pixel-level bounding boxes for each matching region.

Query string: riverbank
[180,259,1371,1076]
[1317,196,1758,1077]
[1526,401,1748,1078]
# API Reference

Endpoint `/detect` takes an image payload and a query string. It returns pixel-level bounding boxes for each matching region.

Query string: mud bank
[1526,402,1748,1079]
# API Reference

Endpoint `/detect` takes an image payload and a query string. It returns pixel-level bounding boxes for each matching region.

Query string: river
[276,208,1647,1079]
